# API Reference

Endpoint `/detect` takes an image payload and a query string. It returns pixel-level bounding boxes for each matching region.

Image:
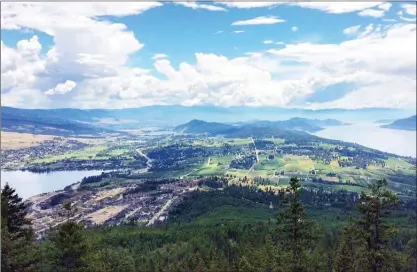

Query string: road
[207,157,211,167]
[136,148,152,173]
[249,137,259,172]
[146,197,176,226]
[251,137,259,163]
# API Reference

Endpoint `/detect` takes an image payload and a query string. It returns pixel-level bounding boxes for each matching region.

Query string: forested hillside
[2,178,416,272]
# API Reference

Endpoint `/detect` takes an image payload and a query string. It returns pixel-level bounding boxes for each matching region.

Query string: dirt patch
[1,131,56,149]
[87,205,128,225]
[90,188,126,203]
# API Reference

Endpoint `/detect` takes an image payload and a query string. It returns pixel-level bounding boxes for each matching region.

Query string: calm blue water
[1,170,103,199]
[314,124,416,158]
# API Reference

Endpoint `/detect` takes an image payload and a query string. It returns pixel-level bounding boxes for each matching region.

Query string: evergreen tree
[48,202,89,272]
[1,183,32,236]
[277,177,315,272]
[334,224,355,272]
[353,179,400,272]
[1,183,38,272]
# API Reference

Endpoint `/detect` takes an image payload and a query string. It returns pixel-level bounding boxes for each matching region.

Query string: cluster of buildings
[25,178,199,238]
[1,139,88,170]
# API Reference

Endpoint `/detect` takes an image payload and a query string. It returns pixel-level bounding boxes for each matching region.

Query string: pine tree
[353,179,400,272]
[1,183,32,236]
[334,225,355,272]
[48,202,89,272]
[1,183,38,272]
[277,177,315,272]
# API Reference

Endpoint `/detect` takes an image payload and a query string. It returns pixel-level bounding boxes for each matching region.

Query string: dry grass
[1,131,106,150]
[1,131,56,149]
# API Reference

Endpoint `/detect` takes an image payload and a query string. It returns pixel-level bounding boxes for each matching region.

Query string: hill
[174,119,235,134]
[381,115,416,131]
[1,108,122,137]
[174,117,347,135]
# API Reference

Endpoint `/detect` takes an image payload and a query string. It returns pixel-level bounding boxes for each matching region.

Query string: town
[25,175,200,239]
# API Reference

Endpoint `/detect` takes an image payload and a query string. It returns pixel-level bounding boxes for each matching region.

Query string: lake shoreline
[314,124,416,158]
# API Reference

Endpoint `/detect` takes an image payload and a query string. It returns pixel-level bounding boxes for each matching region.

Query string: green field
[32,145,109,163]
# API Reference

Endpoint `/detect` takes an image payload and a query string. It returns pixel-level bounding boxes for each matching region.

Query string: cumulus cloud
[343,25,361,35]
[45,80,77,95]
[1,2,416,110]
[233,30,244,34]
[263,40,274,44]
[291,26,298,32]
[232,16,285,26]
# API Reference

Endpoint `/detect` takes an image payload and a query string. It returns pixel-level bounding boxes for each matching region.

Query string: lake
[314,124,416,158]
[1,170,103,199]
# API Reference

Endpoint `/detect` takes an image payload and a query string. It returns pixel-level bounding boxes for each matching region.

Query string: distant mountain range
[381,115,416,131]
[0,106,412,136]
[174,118,348,135]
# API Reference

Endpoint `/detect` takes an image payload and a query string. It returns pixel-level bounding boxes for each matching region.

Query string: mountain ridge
[381,115,416,131]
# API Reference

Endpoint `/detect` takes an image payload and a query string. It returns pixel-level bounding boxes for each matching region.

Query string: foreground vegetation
[2,177,416,272]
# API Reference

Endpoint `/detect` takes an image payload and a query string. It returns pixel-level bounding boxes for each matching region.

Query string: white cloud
[152,53,168,60]
[358,9,386,18]
[291,26,298,32]
[275,41,285,45]
[343,25,361,35]
[1,3,416,110]
[402,4,416,16]
[214,30,223,34]
[378,3,392,12]
[45,80,77,95]
[218,2,384,14]
[233,30,244,34]
[232,16,285,26]
[398,5,416,22]
[1,36,46,91]
[175,2,227,12]
[288,2,384,14]
[267,23,416,109]
[1,3,162,79]
[263,40,274,44]
[216,2,279,9]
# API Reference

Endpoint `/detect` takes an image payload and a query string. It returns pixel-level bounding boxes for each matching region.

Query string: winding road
[136,148,152,173]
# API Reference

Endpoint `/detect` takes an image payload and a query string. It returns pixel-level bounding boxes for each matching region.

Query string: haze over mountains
[1,106,414,137]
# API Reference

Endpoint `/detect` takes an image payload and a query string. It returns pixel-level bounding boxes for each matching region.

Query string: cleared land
[1,131,56,149]
[87,205,128,225]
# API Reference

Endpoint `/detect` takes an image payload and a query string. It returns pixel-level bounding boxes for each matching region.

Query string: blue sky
[1,2,416,109]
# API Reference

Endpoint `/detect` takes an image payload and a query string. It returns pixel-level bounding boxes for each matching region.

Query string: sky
[1,1,416,110]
